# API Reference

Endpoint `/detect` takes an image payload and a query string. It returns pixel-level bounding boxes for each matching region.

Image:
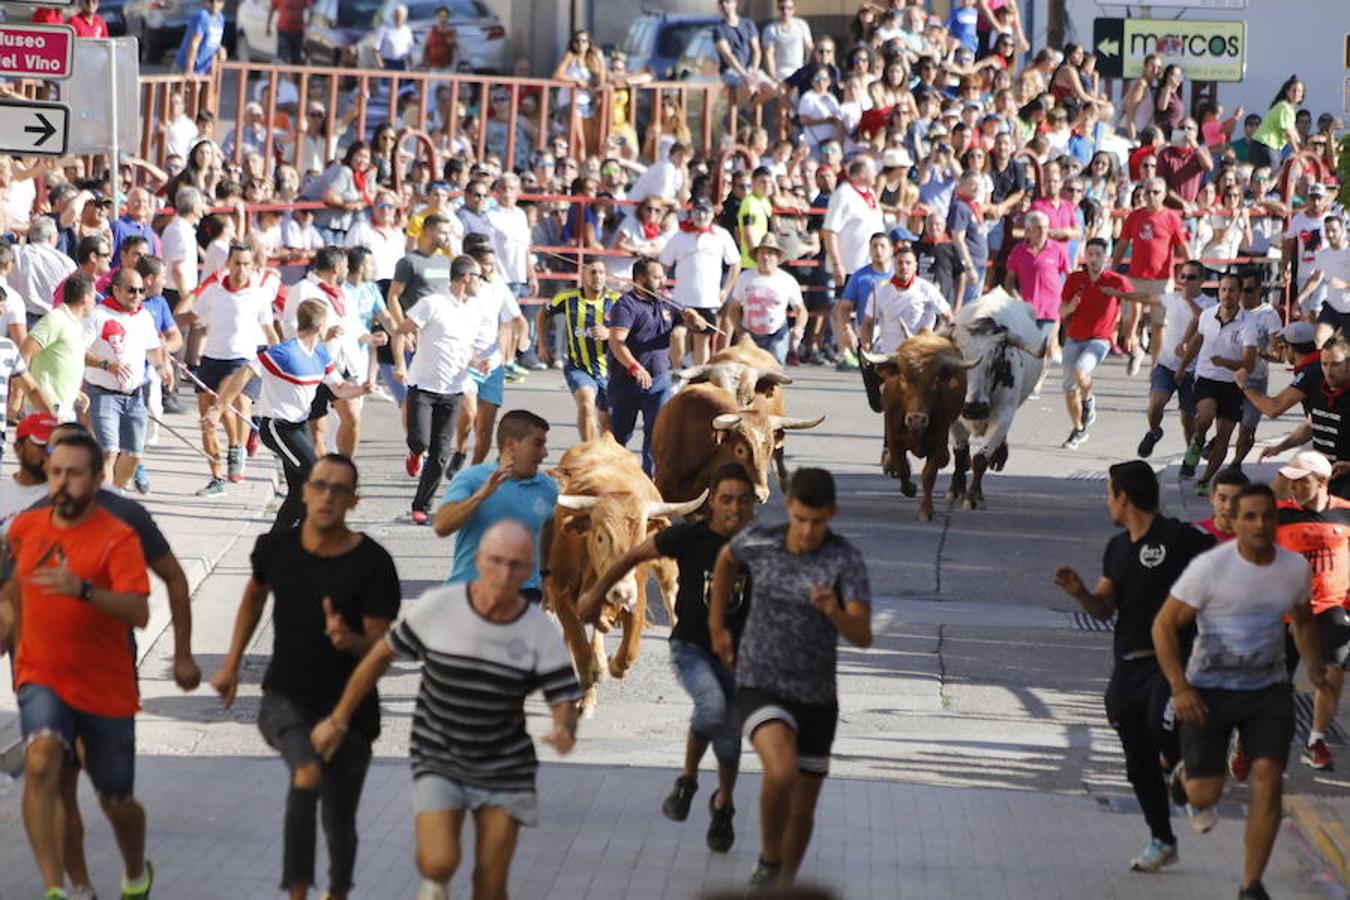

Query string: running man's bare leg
[335,397,362,458]
[471,806,520,900]
[197,393,224,480]
[751,721,800,868]
[780,773,825,881]
[471,400,498,466]
[683,731,710,778]
[23,736,66,889]
[60,763,93,890]
[454,393,476,456]
[1243,757,1285,889]
[415,808,466,895]
[573,388,599,443]
[98,795,147,883]
[1313,666,1345,736]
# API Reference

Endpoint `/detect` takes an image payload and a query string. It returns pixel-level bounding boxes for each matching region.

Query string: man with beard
[0,432,155,899]
[1054,461,1214,873]
[0,414,58,527]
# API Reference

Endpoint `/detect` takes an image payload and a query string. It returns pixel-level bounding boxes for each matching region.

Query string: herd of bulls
[540,290,1046,712]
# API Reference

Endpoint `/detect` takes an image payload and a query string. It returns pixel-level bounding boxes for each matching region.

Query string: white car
[309,0,509,72]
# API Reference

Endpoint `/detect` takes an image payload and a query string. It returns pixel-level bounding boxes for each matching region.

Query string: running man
[1,431,155,899]
[1154,483,1325,900]
[579,462,757,852]
[1058,238,1131,449]
[1231,268,1283,471]
[710,467,872,888]
[1177,272,1247,490]
[211,454,400,900]
[310,520,581,900]
[1053,461,1214,872]
[538,259,620,441]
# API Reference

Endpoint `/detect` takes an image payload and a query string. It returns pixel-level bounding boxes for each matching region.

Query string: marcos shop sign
[1093,19,1246,82]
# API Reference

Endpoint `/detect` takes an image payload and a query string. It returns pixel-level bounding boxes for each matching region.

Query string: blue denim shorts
[1241,378,1268,431]
[563,364,609,412]
[412,772,538,826]
[1150,363,1197,418]
[1059,338,1111,393]
[86,384,148,456]
[669,638,741,767]
[749,325,789,366]
[466,364,506,407]
[18,682,136,799]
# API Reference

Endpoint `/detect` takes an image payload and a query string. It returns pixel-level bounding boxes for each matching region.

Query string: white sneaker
[1189,804,1218,833]
[369,385,395,403]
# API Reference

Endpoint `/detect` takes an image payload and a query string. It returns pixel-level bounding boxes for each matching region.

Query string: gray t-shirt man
[729,523,871,705]
[392,250,453,316]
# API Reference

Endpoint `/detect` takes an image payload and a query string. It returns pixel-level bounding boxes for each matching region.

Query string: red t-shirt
[33,7,63,23]
[11,506,150,717]
[1156,145,1206,204]
[271,0,310,34]
[423,24,457,69]
[1120,207,1187,280]
[1062,269,1133,341]
[66,12,109,37]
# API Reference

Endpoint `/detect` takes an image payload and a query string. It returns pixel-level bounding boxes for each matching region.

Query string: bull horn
[676,365,711,382]
[770,414,826,431]
[941,353,982,371]
[647,489,710,519]
[556,494,600,511]
[1007,334,1048,359]
[712,413,742,431]
[756,369,793,386]
[860,350,892,366]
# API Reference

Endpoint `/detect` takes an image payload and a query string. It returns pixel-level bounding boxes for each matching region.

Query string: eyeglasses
[122,286,147,294]
[305,479,355,497]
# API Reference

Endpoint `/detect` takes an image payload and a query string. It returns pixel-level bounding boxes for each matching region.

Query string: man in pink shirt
[1004,210,1069,387]
[1028,160,1082,259]
[1113,177,1188,374]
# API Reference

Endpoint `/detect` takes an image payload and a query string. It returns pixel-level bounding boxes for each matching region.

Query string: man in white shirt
[1177,272,1247,489]
[1284,183,1333,298]
[822,158,885,291]
[761,0,812,80]
[628,142,692,212]
[83,268,163,490]
[1231,269,1285,471]
[457,179,494,239]
[485,173,540,366]
[162,185,204,311]
[660,198,741,365]
[161,90,199,162]
[400,254,488,525]
[345,191,406,284]
[1297,214,1350,346]
[176,243,280,494]
[10,216,75,328]
[860,244,952,355]
[728,236,806,365]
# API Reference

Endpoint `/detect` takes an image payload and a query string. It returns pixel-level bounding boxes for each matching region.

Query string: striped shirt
[549,288,619,378]
[0,337,25,440]
[386,583,582,792]
[248,337,341,423]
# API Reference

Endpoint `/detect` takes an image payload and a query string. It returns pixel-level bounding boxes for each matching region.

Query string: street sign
[1093,18,1246,83]
[0,99,68,155]
[0,24,74,80]
[62,38,139,156]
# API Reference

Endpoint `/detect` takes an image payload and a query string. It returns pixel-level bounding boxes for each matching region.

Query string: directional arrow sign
[1096,37,1120,58]
[0,100,69,155]
[0,24,75,80]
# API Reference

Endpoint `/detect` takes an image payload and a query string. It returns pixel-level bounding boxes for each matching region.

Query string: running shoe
[836,349,859,371]
[1062,428,1087,449]
[1303,738,1334,770]
[133,464,151,495]
[121,859,153,899]
[1137,428,1164,458]
[245,428,260,458]
[1082,395,1097,429]
[1190,804,1218,834]
[411,510,430,526]
[1127,349,1142,376]
[194,477,227,498]
[1180,439,1202,478]
[661,775,697,822]
[747,859,782,891]
[706,790,735,853]
[786,349,800,366]
[69,887,97,900]
[521,355,548,372]
[1237,881,1271,900]
[447,451,467,477]
[161,393,185,415]
[1129,837,1177,873]
[226,447,245,483]
[1228,741,1250,782]
[1195,479,1209,497]
[44,889,68,899]
[406,452,424,478]
[503,364,526,383]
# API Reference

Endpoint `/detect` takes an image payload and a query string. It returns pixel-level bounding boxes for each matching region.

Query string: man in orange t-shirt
[2,433,154,898]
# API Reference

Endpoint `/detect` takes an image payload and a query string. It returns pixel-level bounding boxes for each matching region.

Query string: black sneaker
[1137,428,1164,458]
[1082,395,1097,429]
[747,858,782,891]
[661,775,697,822]
[1062,428,1087,449]
[706,790,735,852]
[1237,882,1271,900]
[447,451,467,476]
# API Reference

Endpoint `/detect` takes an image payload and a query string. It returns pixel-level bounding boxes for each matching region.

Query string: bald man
[311,520,581,900]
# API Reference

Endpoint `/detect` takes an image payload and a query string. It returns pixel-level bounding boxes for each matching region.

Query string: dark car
[123,0,236,64]
[623,12,720,81]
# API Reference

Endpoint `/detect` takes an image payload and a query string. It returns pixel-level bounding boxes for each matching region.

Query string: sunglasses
[123,286,147,295]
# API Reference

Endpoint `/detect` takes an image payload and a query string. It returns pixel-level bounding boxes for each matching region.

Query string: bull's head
[957,318,1046,422]
[864,348,977,439]
[556,491,708,609]
[678,362,793,407]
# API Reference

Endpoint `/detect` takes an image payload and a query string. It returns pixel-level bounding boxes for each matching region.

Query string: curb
[1286,795,1350,887]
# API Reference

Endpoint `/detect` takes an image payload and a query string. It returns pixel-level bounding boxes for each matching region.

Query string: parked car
[0,0,127,36]
[672,27,720,82]
[622,13,719,81]
[123,0,236,64]
[306,0,508,73]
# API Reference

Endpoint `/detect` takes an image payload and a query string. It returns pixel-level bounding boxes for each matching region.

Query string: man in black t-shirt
[1055,461,1214,874]
[579,463,756,853]
[210,454,401,900]
[912,213,966,308]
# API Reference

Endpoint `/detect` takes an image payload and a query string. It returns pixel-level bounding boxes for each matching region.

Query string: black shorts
[804,287,835,314]
[736,686,838,776]
[195,356,262,400]
[1193,376,1243,423]
[1318,305,1350,338]
[1179,682,1295,777]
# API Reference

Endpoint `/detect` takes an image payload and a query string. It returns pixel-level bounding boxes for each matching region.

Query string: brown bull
[863,332,977,521]
[651,383,823,507]
[545,434,704,715]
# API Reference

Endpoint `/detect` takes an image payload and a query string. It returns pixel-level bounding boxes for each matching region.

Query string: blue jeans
[86,383,148,456]
[749,325,789,365]
[18,682,136,799]
[669,639,740,767]
[608,370,672,475]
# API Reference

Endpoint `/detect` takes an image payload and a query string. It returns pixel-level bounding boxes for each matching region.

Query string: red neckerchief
[680,220,713,234]
[224,274,249,293]
[641,221,662,240]
[1294,351,1322,373]
[851,181,878,210]
[1321,377,1350,403]
[961,196,983,222]
[352,169,371,204]
[316,280,346,317]
[99,297,134,313]
[891,274,915,290]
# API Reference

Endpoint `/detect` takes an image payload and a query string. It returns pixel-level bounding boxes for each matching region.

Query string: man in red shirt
[266,0,310,64]
[1155,119,1214,210]
[1113,177,1189,372]
[1058,237,1132,448]
[66,0,109,38]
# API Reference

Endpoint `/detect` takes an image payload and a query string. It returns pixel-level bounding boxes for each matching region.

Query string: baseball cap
[17,412,58,445]
[1308,182,1328,197]
[1280,449,1333,481]
[1283,320,1316,344]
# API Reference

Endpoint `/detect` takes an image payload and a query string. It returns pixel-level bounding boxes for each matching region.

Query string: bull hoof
[961,496,976,511]
[608,657,629,680]
[900,480,917,498]
[918,506,933,522]
[970,494,986,510]
[579,688,598,719]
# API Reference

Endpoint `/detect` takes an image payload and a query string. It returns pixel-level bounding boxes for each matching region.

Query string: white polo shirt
[660,225,740,310]
[822,181,885,278]
[406,291,480,395]
[1193,305,1247,383]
